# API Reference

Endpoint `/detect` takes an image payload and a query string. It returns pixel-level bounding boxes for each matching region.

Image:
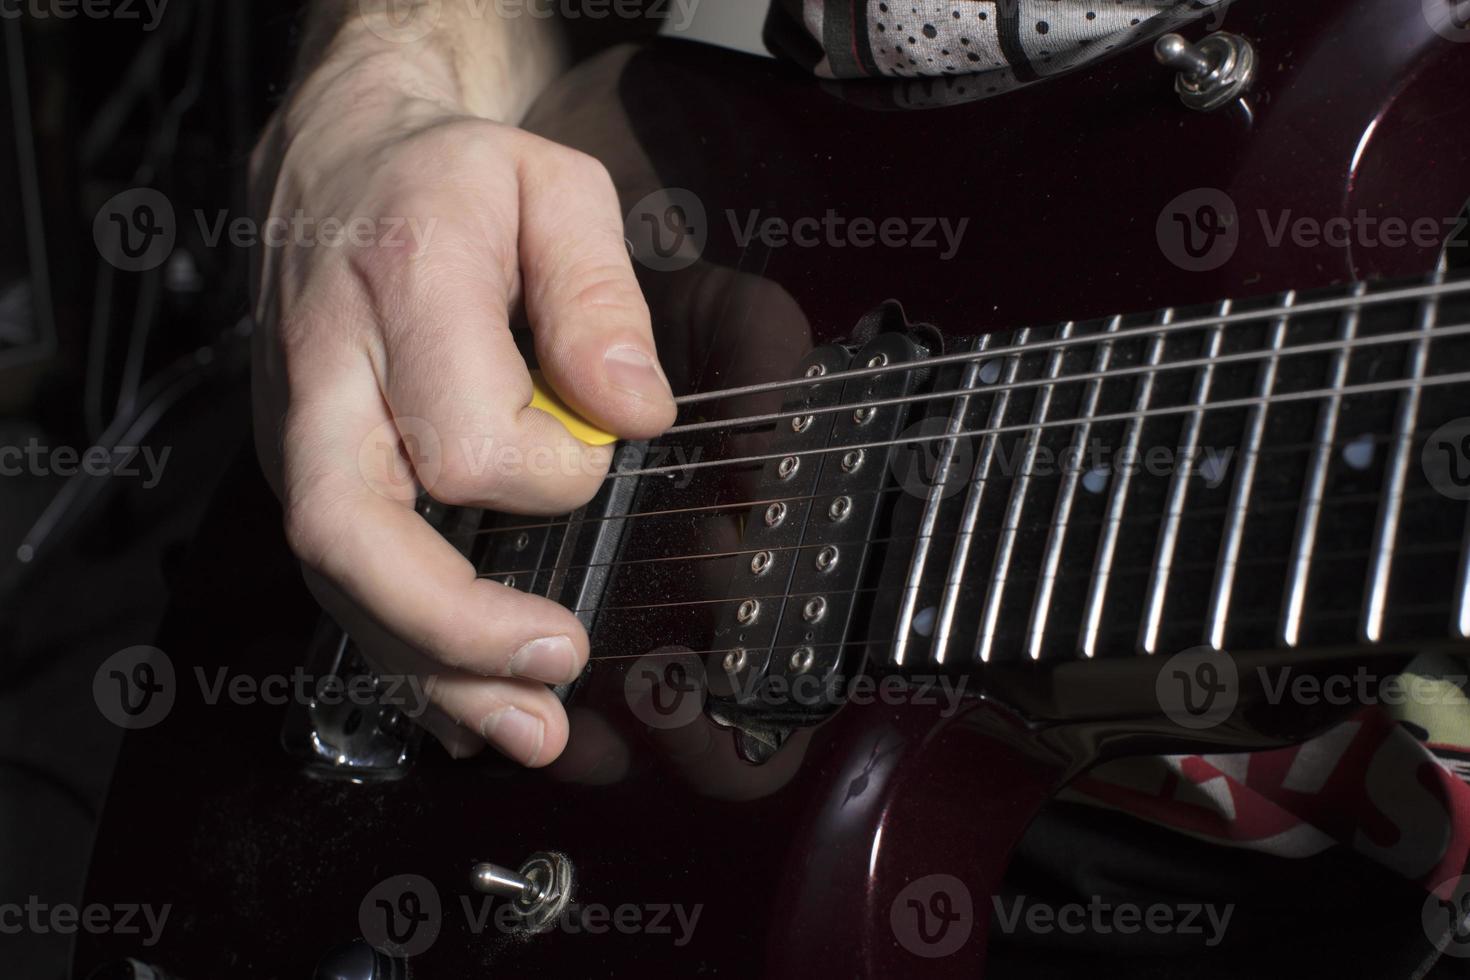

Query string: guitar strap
[765,0,1228,103]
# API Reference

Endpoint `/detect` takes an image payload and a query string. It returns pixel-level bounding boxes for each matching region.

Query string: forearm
[284,0,569,142]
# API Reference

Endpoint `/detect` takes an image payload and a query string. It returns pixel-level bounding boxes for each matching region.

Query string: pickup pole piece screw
[803,596,827,623]
[816,546,840,572]
[790,646,815,673]
[724,647,748,673]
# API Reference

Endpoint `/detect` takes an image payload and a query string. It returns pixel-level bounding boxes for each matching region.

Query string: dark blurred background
[0,3,295,973]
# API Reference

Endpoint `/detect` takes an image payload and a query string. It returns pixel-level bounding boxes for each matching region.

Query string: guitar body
[78,2,1470,976]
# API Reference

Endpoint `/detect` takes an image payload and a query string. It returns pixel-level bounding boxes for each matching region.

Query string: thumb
[516,138,676,439]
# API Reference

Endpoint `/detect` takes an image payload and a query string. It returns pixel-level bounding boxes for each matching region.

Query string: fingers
[416,705,487,760]
[516,137,677,439]
[336,594,571,767]
[283,360,590,685]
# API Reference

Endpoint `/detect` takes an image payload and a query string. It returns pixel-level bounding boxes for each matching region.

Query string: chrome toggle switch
[470,851,574,935]
[1154,31,1256,111]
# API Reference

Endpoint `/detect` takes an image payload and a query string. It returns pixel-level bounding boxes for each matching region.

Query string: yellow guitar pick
[529,371,618,446]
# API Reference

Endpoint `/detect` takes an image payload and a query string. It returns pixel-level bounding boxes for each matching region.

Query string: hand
[249,78,676,766]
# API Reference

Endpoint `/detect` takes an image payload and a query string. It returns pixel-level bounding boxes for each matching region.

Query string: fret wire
[1028,318,1119,661]
[1080,310,1174,657]
[931,330,1028,664]
[891,346,986,667]
[1140,300,1230,655]
[1206,291,1295,650]
[1362,268,1444,641]
[1281,283,1365,646]
[1457,509,1470,639]
[670,277,1470,408]
[665,317,1470,439]
[977,323,1073,663]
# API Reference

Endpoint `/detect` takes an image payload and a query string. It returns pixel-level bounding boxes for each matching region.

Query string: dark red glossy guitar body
[77,2,1470,976]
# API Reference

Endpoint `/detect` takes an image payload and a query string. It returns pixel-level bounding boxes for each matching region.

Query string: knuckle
[563,268,648,318]
[427,453,500,508]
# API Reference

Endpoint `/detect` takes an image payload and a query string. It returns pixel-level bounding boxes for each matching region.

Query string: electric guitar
[77,1,1470,975]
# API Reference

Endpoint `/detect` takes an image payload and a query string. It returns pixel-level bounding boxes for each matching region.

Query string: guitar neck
[467,270,1470,686]
[873,270,1470,668]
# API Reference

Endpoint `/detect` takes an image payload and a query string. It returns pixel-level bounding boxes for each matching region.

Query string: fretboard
[876,270,1470,668]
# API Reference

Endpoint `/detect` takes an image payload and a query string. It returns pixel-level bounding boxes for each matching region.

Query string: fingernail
[604,345,672,402]
[480,706,545,766]
[509,635,579,683]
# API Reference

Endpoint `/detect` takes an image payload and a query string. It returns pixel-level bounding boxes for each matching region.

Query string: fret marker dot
[1082,466,1109,495]
[978,359,1002,385]
[913,606,937,637]
[1342,434,1375,471]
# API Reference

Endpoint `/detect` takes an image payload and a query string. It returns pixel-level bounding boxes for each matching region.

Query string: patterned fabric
[765,0,1231,100]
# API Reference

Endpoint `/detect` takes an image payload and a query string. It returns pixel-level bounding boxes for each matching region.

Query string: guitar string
[611,366,1470,479]
[466,350,1470,542]
[665,276,1470,408]
[472,480,1451,584]
[443,285,1469,539]
[583,591,1461,664]
[445,279,1470,627]
[661,316,1470,437]
[568,537,1465,616]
